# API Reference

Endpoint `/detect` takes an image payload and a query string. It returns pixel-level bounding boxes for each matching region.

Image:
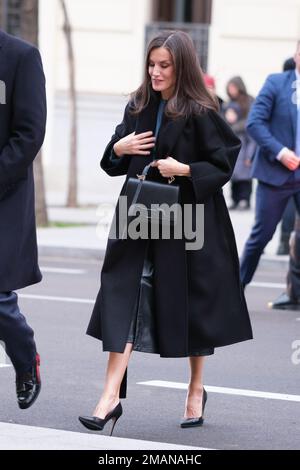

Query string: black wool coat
[0,30,46,291]
[87,92,253,359]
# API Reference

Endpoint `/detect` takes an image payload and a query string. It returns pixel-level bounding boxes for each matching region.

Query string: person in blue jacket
[240,40,300,302]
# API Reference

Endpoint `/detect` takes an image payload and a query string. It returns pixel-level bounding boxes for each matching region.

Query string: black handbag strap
[131,163,152,208]
[139,162,153,180]
[132,161,175,208]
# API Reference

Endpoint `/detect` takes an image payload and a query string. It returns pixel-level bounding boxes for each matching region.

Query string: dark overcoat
[0,31,46,292]
[223,99,256,181]
[88,92,253,361]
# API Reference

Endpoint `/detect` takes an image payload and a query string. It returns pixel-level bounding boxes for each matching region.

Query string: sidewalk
[38,197,288,268]
[37,206,109,259]
[0,422,208,450]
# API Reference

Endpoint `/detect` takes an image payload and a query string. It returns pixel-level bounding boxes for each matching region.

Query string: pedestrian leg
[287,196,300,301]
[183,356,206,419]
[240,182,290,286]
[92,342,134,419]
[0,292,36,374]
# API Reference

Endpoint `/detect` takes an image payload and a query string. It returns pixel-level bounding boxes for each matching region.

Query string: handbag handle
[136,161,175,185]
[130,161,177,218]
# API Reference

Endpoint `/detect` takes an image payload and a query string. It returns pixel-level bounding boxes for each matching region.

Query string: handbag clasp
[137,173,175,184]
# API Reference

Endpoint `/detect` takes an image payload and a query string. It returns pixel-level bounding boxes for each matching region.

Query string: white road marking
[0,345,12,369]
[138,381,300,403]
[40,267,85,275]
[249,282,285,289]
[17,281,285,307]
[19,283,285,309]
[18,294,94,304]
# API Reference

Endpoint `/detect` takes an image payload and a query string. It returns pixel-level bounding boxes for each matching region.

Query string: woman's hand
[225,108,238,124]
[151,156,191,177]
[113,131,156,157]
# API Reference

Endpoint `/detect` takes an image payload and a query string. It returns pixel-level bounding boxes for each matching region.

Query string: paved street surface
[0,255,299,450]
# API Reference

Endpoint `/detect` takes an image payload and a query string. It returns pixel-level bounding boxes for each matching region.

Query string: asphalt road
[0,255,299,450]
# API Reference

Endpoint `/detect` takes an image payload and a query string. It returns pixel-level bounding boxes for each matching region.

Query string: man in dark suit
[0,29,46,408]
[276,57,296,256]
[240,40,300,303]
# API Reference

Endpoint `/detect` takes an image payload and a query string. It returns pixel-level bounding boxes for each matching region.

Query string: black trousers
[281,196,296,235]
[231,180,252,204]
[287,214,300,300]
[0,292,36,374]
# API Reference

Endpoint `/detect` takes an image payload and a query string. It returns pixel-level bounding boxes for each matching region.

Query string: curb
[38,244,290,269]
[0,422,205,451]
[38,245,106,261]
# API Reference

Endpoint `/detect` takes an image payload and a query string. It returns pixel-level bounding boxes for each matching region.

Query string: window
[148,0,212,71]
[153,0,212,24]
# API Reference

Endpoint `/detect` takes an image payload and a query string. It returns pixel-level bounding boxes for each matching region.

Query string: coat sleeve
[246,74,285,160]
[100,102,137,177]
[189,110,241,202]
[0,46,46,188]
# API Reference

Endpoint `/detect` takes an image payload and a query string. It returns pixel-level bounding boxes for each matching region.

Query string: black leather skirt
[126,241,214,357]
[119,241,214,399]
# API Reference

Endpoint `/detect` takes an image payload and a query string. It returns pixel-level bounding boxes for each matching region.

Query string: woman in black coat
[79,31,253,434]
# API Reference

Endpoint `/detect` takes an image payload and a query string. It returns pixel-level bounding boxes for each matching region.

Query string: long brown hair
[226,76,253,118]
[130,30,219,119]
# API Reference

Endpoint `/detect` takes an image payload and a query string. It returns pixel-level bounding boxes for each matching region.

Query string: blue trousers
[0,292,36,374]
[240,181,300,285]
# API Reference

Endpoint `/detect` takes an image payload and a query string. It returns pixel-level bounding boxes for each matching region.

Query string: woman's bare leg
[183,356,205,419]
[93,342,133,419]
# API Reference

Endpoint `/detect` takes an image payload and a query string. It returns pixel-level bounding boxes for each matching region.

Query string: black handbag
[124,161,180,226]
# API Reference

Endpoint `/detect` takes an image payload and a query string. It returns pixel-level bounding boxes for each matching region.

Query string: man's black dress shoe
[180,388,208,428]
[268,292,300,310]
[16,353,41,409]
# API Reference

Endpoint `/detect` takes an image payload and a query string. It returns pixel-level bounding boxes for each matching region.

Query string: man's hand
[280,149,300,171]
[113,131,155,157]
[151,156,191,177]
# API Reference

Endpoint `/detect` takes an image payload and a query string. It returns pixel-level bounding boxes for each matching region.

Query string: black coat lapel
[156,115,187,158]
[133,90,187,164]
[135,91,160,136]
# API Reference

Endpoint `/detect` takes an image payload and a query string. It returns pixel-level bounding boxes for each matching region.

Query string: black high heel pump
[180,388,207,428]
[79,402,123,436]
